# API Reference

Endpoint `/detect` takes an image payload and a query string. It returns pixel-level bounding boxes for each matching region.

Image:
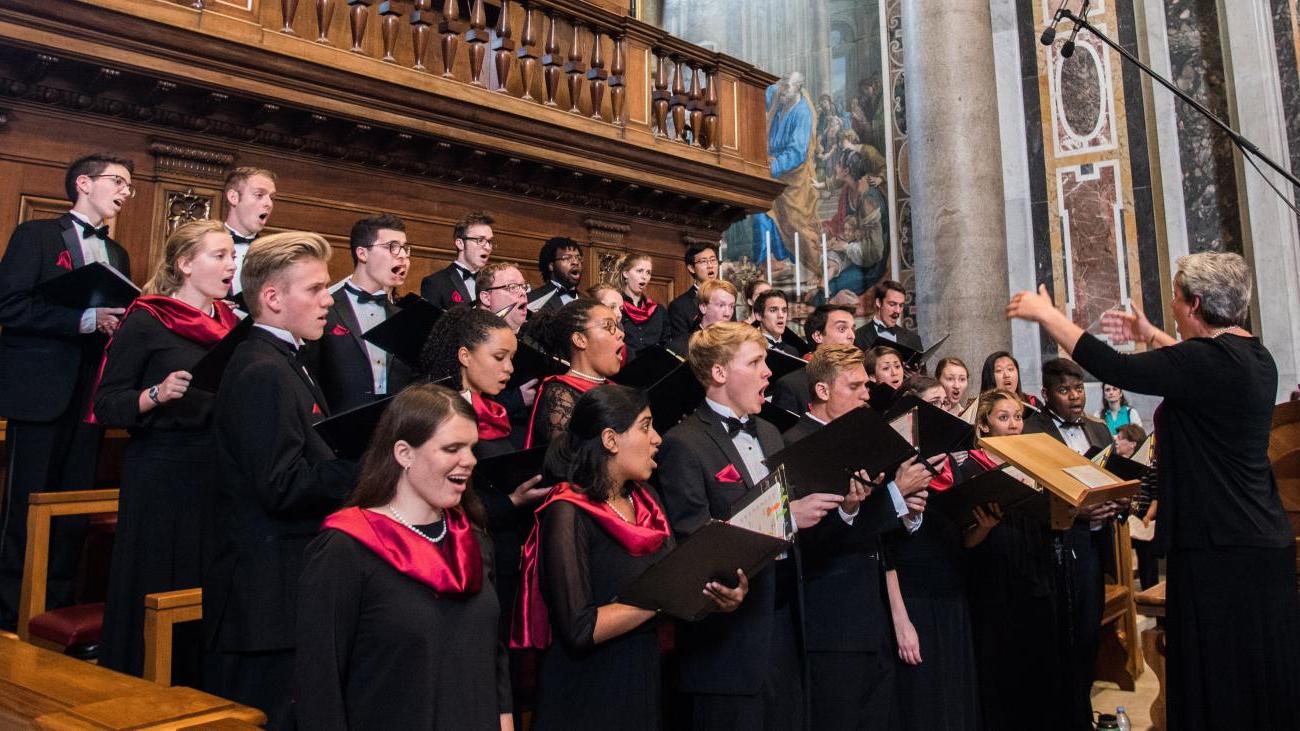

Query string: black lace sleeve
[538,501,598,652]
[530,382,579,448]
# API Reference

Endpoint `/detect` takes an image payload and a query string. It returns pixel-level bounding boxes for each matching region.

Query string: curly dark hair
[418,305,511,385]
[520,298,603,360]
[538,236,581,279]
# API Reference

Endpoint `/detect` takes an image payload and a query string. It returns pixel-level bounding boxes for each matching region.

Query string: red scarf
[321,506,483,595]
[621,294,658,325]
[966,448,1001,473]
[471,391,511,441]
[85,295,239,424]
[511,481,671,649]
[928,455,956,492]
[523,373,604,448]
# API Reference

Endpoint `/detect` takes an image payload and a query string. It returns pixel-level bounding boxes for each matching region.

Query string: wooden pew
[1134,581,1167,730]
[143,588,203,687]
[0,632,263,728]
[1095,519,1143,690]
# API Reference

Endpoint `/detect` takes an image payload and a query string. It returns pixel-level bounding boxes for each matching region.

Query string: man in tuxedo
[667,278,736,356]
[475,262,536,445]
[525,236,583,314]
[222,167,277,305]
[420,210,494,309]
[783,344,930,731]
[770,303,856,414]
[0,152,134,630]
[654,321,848,730]
[854,279,922,351]
[1022,357,1117,731]
[204,232,357,728]
[300,213,414,413]
[752,288,802,357]
[666,242,720,339]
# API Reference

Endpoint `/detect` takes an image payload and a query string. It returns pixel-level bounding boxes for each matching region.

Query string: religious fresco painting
[661,0,899,319]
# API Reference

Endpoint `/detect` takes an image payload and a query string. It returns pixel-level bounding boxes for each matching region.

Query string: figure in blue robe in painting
[753,72,822,275]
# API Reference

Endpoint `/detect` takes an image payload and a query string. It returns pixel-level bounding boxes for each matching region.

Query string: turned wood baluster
[411,0,433,69]
[281,0,300,33]
[315,0,336,43]
[517,3,538,101]
[564,21,587,114]
[540,11,562,106]
[670,56,688,141]
[378,2,401,61]
[687,64,704,145]
[651,50,670,137]
[465,0,489,86]
[347,0,371,53]
[609,34,626,125]
[491,0,515,92]
[586,28,608,120]
[703,67,720,150]
[438,0,464,78]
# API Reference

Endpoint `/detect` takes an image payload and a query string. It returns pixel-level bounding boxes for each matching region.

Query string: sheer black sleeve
[538,501,598,652]
[530,381,579,448]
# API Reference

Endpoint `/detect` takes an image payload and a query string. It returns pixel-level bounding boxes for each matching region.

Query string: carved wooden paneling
[17,195,68,225]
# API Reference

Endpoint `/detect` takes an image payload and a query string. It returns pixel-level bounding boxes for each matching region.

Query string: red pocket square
[331,323,350,336]
[311,403,322,416]
[55,250,73,270]
[451,290,463,304]
[714,464,743,484]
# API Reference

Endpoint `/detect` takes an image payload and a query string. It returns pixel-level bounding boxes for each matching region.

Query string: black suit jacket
[771,368,812,415]
[299,289,415,413]
[205,327,358,653]
[419,263,473,310]
[654,404,790,695]
[525,281,571,314]
[0,214,130,421]
[665,284,700,340]
[1021,409,1112,454]
[854,320,923,352]
[782,413,902,652]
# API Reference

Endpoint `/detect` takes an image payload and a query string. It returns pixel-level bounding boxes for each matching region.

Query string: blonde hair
[805,344,865,402]
[976,388,1023,433]
[611,253,652,289]
[587,282,621,300]
[697,278,738,306]
[143,219,228,296]
[240,231,332,318]
[223,166,277,194]
[686,321,765,384]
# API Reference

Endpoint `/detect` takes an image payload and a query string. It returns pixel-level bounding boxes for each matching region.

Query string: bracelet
[148,385,161,405]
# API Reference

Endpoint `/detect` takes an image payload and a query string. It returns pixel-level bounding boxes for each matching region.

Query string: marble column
[902,0,1012,367]
[1218,0,1300,401]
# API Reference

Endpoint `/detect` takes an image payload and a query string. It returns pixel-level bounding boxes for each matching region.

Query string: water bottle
[1095,713,1119,730]
[1116,706,1131,731]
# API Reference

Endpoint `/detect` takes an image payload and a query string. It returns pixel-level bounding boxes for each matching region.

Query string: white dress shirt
[69,211,113,334]
[338,278,390,396]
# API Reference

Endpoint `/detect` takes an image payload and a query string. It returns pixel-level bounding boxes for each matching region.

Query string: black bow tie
[74,218,109,241]
[455,265,476,281]
[230,232,256,246]
[876,322,898,335]
[555,283,579,298]
[344,284,388,306]
[722,416,758,439]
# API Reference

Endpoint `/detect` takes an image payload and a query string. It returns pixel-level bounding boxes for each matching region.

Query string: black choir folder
[619,520,788,622]
[765,348,806,381]
[36,261,140,309]
[769,406,917,498]
[190,316,254,393]
[314,394,396,459]
[361,294,443,369]
[885,394,976,459]
[867,332,950,372]
[928,466,1048,529]
[614,347,706,433]
[472,446,551,493]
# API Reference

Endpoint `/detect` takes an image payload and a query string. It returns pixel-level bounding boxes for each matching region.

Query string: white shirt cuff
[889,480,924,533]
[837,506,859,526]
[79,308,97,334]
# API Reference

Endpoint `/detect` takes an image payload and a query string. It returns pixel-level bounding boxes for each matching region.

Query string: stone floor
[1091,616,1161,730]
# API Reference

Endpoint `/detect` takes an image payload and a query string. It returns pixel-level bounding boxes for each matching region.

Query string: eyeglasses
[556,254,584,264]
[89,175,136,198]
[484,282,531,295]
[586,319,623,335]
[462,235,494,248]
[365,241,412,257]
[692,256,718,266]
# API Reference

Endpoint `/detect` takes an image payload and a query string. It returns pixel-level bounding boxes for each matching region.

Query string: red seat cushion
[28,602,104,647]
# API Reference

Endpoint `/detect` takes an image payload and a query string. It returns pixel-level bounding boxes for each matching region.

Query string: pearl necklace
[606,494,634,524]
[387,506,448,543]
[570,368,607,383]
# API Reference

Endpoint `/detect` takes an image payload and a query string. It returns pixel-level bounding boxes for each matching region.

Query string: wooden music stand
[978,433,1140,529]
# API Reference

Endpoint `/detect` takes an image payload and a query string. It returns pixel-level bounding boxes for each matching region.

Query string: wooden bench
[1095,519,1142,690]
[1134,581,1167,730]
[143,588,203,687]
[0,632,264,728]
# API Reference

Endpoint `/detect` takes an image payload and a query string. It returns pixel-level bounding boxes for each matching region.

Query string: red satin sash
[928,455,956,492]
[471,391,511,441]
[966,448,1001,473]
[522,373,603,448]
[85,295,238,424]
[321,506,483,595]
[511,481,671,649]
[621,294,658,325]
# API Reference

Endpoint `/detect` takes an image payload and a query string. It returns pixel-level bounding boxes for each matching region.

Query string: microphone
[1061,0,1092,58]
[1040,0,1070,46]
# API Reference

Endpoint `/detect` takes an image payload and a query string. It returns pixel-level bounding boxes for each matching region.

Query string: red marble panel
[1059,161,1124,330]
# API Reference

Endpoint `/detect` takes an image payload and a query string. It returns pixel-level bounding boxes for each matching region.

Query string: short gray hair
[1175,251,1253,327]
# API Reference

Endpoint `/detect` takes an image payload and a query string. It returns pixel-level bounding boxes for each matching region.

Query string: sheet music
[728,465,793,541]
[1063,464,1117,489]
[1127,514,1155,542]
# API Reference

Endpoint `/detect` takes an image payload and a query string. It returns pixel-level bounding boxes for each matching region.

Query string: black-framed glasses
[484,282,531,295]
[365,241,412,257]
[462,235,495,248]
[88,174,136,198]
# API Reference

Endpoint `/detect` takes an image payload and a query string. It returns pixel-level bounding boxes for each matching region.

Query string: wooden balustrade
[258,0,736,149]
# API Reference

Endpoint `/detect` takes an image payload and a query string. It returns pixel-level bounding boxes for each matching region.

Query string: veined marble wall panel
[1275,0,1300,224]
[1057,161,1128,331]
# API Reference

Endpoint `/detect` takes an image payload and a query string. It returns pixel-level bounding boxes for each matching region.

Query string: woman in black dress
[1009,252,1300,730]
[513,385,746,731]
[295,383,511,730]
[91,219,238,681]
[522,298,625,448]
[613,253,666,357]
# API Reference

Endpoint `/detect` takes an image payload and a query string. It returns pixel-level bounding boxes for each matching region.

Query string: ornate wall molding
[149,140,236,181]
